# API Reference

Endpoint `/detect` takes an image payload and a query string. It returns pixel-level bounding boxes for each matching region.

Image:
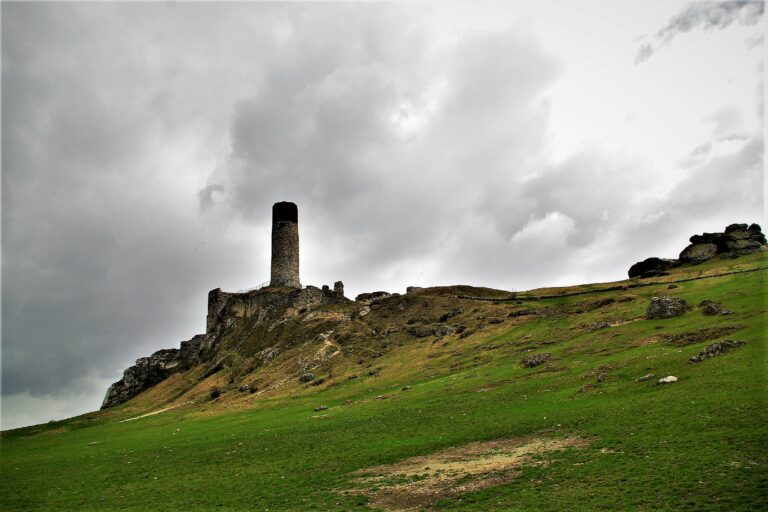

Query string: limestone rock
[520,353,551,368]
[406,324,457,338]
[101,349,183,409]
[679,243,718,264]
[689,340,746,363]
[355,291,393,304]
[646,296,690,319]
[658,376,678,384]
[628,257,680,279]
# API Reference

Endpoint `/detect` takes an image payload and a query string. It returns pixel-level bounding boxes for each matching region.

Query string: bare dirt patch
[347,436,587,511]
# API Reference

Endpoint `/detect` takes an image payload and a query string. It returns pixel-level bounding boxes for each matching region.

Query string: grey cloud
[636,1,764,63]
[2,2,762,430]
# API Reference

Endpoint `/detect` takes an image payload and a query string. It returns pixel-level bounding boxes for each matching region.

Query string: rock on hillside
[628,223,766,278]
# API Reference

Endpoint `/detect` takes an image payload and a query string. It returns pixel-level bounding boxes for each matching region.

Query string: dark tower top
[273,202,298,223]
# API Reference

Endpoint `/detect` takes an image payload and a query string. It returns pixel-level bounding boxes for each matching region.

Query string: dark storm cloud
[636,1,764,63]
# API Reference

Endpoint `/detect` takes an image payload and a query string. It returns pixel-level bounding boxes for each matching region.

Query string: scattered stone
[238,384,252,392]
[314,405,329,412]
[508,309,534,318]
[720,309,734,315]
[701,303,720,316]
[689,340,746,363]
[590,322,610,331]
[406,325,456,338]
[636,374,655,382]
[646,296,690,319]
[309,378,326,387]
[299,373,315,383]
[520,353,551,368]
[438,308,463,322]
[657,376,678,384]
[661,326,742,346]
[374,395,388,400]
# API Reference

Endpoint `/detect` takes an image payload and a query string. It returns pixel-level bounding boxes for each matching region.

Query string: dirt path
[118,401,193,423]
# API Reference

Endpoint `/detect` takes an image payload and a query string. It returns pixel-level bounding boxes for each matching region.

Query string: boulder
[299,372,315,383]
[679,243,718,264]
[657,376,678,384]
[628,257,680,279]
[520,353,551,368]
[646,296,690,319]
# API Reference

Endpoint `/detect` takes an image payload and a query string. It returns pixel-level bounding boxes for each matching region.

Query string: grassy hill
[2,252,766,511]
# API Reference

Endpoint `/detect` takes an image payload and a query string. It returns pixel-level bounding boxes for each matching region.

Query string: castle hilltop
[101,201,347,408]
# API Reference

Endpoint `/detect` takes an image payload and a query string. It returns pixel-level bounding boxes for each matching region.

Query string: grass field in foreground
[1,254,766,511]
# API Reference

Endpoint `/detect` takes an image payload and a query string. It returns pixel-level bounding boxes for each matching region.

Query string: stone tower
[270,201,301,288]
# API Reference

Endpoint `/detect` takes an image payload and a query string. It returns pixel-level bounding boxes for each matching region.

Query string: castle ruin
[270,201,301,288]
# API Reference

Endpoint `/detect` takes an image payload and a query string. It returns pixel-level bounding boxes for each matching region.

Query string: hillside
[2,251,766,511]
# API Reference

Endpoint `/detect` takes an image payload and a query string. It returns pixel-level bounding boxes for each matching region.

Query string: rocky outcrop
[680,223,766,263]
[689,340,746,363]
[646,296,690,319]
[628,257,681,279]
[101,348,185,408]
[628,223,766,278]
[355,291,394,304]
[102,285,351,409]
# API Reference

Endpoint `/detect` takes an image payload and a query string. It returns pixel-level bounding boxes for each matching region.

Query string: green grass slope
[2,253,766,511]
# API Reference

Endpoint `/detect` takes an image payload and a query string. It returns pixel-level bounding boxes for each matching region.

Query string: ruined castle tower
[270,201,301,288]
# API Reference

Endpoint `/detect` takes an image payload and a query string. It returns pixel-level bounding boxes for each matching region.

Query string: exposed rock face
[680,223,766,263]
[355,291,394,304]
[334,281,344,297]
[628,257,681,279]
[646,296,690,319]
[101,349,184,408]
[679,243,718,264]
[102,284,350,409]
[628,223,766,277]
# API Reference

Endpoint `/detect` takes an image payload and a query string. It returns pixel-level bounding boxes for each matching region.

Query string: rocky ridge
[628,223,766,278]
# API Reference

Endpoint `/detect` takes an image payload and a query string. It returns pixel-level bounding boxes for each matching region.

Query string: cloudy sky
[2,1,764,430]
